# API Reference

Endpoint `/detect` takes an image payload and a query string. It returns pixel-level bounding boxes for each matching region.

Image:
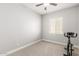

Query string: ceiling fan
[35,3,57,11]
[36,3,57,7]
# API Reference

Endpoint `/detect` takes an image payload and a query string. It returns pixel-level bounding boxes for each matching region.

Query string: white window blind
[49,17,63,34]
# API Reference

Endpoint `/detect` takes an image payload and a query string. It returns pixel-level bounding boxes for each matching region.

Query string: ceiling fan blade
[50,3,57,6]
[36,3,43,7]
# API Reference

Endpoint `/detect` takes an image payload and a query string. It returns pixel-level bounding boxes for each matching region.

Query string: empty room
[0,3,79,56]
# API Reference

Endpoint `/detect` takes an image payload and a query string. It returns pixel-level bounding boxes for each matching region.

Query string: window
[49,17,63,34]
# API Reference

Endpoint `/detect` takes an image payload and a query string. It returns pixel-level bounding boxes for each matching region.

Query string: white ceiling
[23,3,79,15]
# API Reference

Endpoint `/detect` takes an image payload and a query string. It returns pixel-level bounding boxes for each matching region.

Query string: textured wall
[0,3,41,54]
[42,6,79,46]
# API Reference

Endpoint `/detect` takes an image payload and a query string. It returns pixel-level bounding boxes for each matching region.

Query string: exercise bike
[64,32,77,56]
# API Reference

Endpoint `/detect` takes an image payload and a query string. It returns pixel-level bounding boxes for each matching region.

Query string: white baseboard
[42,39,66,46]
[42,39,79,49]
[74,45,79,49]
[2,39,41,56]
[0,54,7,56]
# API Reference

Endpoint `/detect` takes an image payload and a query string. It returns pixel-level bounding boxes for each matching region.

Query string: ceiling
[23,3,79,15]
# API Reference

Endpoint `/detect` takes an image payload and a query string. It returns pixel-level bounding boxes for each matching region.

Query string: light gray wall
[42,6,79,46]
[0,4,41,54]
